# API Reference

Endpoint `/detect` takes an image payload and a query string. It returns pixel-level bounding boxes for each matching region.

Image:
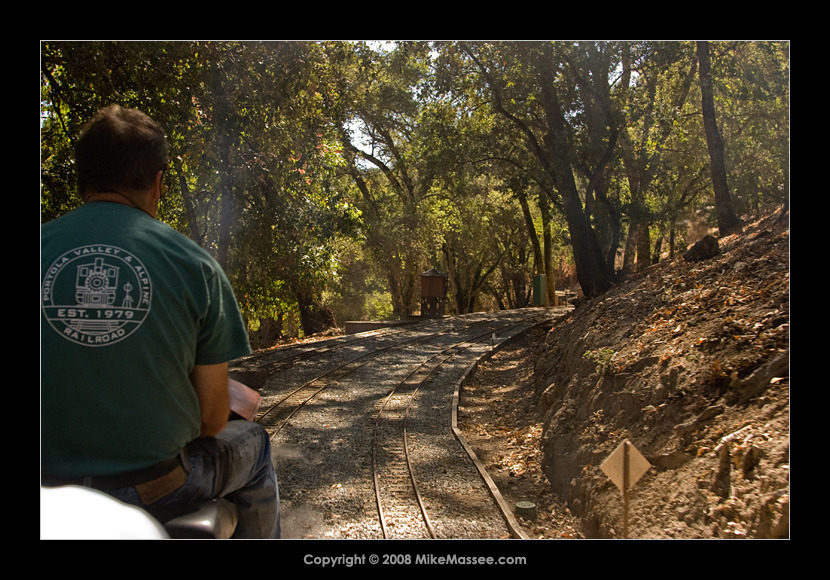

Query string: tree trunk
[696,41,742,236]
[618,87,651,275]
[296,293,336,336]
[539,84,611,298]
[217,185,232,270]
[467,43,611,299]
[517,189,555,306]
[637,221,652,270]
[517,190,544,275]
[539,195,557,306]
[386,270,411,319]
[172,157,204,246]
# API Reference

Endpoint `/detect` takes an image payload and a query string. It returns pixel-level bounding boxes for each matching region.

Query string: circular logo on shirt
[41,245,152,347]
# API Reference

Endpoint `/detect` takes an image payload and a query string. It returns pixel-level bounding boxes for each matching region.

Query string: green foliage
[583,348,617,373]
[41,40,789,337]
[41,41,362,336]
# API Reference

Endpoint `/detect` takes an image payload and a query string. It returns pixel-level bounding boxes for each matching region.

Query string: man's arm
[190,362,230,437]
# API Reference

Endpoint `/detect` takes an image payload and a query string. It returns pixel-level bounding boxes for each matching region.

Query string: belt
[42,456,187,504]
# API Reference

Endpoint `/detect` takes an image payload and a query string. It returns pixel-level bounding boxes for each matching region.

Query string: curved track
[372,332,503,539]
[242,308,566,539]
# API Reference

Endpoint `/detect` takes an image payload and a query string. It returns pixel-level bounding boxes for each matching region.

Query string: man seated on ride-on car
[41,105,279,539]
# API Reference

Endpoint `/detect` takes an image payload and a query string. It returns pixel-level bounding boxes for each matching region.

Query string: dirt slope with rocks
[461,208,789,539]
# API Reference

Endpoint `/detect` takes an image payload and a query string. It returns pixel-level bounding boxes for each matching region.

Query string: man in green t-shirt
[41,105,279,539]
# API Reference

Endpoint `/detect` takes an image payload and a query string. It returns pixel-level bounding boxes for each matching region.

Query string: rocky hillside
[530,208,789,538]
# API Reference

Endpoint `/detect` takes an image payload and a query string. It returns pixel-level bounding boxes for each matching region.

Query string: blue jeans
[106,421,280,539]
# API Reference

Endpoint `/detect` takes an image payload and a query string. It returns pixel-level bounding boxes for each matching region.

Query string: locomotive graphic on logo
[76,257,118,307]
[42,245,152,347]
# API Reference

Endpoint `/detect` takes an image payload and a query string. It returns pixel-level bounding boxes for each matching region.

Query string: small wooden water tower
[420,268,446,318]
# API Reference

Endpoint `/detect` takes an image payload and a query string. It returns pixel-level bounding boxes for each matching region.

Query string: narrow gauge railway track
[252,309,555,539]
[255,316,513,438]
[231,326,411,381]
[237,310,526,376]
[371,324,527,539]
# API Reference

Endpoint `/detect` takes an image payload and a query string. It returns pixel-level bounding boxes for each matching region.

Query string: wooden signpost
[599,439,651,538]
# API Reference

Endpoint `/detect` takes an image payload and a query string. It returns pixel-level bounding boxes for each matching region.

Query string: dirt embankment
[462,208,789,539]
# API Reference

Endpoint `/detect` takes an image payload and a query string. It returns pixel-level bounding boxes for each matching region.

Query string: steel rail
[371,322,531,539]
[256,318,501,439]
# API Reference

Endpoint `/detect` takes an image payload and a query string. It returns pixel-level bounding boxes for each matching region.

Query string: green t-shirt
[41,203,252,478]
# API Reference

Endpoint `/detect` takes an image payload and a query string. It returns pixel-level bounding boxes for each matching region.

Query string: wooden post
[600,438,651,540]
[623,441,629,539]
